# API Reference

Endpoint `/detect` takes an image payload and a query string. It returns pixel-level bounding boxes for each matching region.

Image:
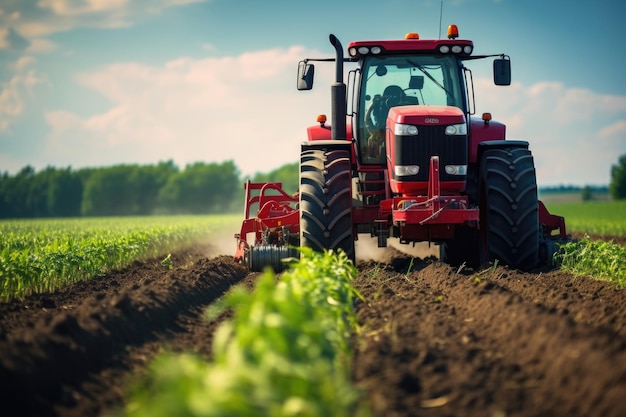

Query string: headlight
[445,123,467,135]
[348,47,357,57]
[371,46,382,54]
[395,165,420,176]
[451,45,463,53]
[358,46,370,55]
[395,123,418,135]
[444,165,467,175]
[439,45,450,53]
[463,45,473,54]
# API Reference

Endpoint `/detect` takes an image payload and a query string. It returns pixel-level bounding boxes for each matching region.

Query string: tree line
[0,160,299,219]
[3,152,623,219]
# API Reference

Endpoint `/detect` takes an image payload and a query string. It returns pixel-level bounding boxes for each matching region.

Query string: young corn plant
[554,236,626,287]
[0,215,240,301]
[124,248,370,417]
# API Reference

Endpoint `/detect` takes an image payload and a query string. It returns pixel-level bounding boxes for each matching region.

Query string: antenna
[438,1,443,39]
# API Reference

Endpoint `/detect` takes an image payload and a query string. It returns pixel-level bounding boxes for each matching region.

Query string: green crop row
[0,215,241,301]
[555,236,626,287]
[546,200,626,238]
[123,249,369,417]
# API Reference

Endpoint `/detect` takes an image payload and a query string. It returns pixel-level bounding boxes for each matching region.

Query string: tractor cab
[298,27,511,200]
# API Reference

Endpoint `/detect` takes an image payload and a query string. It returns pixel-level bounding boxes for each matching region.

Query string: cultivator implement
[234,180,300,271]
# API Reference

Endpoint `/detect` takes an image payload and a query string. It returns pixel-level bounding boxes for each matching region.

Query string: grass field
[1,199,624,301]
[0,214,241,301]
[543,200,626,238]
[542,199,626,287]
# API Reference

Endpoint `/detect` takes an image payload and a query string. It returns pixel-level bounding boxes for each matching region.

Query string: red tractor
[235,25,567,272]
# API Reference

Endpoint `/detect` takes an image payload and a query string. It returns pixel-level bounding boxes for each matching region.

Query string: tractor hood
[387,105,466,127]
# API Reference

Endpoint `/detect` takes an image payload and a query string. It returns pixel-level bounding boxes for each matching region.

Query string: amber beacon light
[447,24,459,39]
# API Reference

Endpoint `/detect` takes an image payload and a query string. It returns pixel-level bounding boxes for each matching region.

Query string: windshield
[356,54,465,163]
[361,54,463,109]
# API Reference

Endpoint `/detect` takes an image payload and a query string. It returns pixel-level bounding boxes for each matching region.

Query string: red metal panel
[468,116,506,163]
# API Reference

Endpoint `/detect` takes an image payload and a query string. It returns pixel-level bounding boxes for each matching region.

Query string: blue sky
[1,0,625,187]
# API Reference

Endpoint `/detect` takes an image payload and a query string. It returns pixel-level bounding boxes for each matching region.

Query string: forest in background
[0,161,298,219]
[0,160,609,219]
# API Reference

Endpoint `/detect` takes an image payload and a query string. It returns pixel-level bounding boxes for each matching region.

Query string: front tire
[440,226,479,268]
[479,147,539,270]
[299,148,355,262]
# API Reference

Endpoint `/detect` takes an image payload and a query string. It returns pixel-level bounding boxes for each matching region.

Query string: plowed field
[1,240,625,417]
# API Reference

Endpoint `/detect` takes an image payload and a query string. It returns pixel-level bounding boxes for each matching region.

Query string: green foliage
[581,185,594,202]
[250,162,299,195]
[554,236,626,287]
[0,215,241,301]
[81,161,179,216]
[610,153,626,200]
[0,160,300,218]
[545,200,626,237]
[0,160,250,218]
[124,249,369,417]
[158,161,240,214]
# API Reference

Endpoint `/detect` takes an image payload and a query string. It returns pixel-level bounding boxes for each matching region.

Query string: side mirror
[493,57,511,86]
[297,61,315,90]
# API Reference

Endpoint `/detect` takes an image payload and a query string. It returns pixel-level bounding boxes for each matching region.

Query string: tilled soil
[1,242,625,417]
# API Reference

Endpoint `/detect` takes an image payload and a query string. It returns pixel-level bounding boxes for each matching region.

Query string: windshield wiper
[408,59,453,98]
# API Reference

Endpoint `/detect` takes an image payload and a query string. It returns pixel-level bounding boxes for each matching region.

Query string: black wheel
[479,147,539,270]
[440,226,480,269]
[299,148,355,262]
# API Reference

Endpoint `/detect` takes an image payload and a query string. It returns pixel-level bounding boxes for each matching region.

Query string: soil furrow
[0,250,248,417]
[1,244,624,417]
[353,256,626,417]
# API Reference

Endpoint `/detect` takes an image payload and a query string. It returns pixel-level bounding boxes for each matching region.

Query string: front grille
[393,125,467,182]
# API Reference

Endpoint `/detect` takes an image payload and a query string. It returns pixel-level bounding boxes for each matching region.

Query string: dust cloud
[355,234,440,263]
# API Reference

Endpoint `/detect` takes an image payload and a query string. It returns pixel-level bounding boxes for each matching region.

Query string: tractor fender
[301,139,353,155]
[477,140,529,165]
[306,124,353,141]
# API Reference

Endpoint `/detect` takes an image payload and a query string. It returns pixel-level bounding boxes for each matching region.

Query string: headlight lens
[395,123,418,135]
[444,165,467,175]
[439,45,450,53]
[395,165,420,176]
[358,46,370,55]
[445,123,467,135]
[371,46,382,54]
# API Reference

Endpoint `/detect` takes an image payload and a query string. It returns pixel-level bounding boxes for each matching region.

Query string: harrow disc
[248,245,300,272]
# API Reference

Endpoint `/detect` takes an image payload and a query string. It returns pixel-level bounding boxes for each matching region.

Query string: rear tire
[479,147,539,270]
[299,148,355,262]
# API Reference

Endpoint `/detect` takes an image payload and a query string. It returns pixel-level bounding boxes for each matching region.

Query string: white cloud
[0,57,47,133]
[0,28,8,49]
[0,0,210,134]
[599,120,626,138]
[43,46,330,174]
[2,0,211,44]
[475,78,626,186]
[37,0,130,16]
[40,52,626,185]
[25,37,58,53]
